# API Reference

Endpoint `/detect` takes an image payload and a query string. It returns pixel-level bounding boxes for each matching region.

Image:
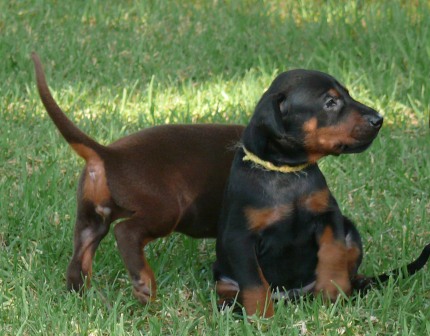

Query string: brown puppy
[32,53,244,304]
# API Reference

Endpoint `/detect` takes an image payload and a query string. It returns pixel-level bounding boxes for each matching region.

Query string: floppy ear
[242,92,287,157]
[278,94,288,115]
[253,92,287,139]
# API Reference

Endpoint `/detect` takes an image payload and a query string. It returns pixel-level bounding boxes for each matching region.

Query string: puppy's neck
[242,126,310,167]
[242,146,310,173]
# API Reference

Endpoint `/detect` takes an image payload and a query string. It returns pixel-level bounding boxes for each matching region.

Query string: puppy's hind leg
[66,200,111,292]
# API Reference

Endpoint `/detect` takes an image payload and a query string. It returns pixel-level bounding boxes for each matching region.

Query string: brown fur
[32,52,244,305]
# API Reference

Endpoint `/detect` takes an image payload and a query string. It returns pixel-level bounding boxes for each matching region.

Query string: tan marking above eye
[327,89,341,98]
[245,204,292,231]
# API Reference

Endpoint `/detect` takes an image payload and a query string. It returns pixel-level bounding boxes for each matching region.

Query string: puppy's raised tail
[31,52,107,160]
[352,243,430,294]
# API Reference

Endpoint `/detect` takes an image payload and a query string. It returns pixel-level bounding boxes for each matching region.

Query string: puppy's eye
[325,98,337,109]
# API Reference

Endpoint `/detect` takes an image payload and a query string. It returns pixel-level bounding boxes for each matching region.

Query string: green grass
[1,0,429,334]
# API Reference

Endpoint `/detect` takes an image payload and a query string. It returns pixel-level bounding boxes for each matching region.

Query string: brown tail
[352,243,430,294]
[31,52,107,159]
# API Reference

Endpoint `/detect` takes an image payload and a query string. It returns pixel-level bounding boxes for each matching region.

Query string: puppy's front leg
[222,232,274,317]
[315,225,351,300]
[114,216,157,304]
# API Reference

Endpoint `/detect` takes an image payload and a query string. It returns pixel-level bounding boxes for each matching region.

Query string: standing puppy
[32,53,244,305]
[214,70,429,317]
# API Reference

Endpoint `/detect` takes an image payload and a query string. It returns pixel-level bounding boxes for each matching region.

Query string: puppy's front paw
[217,298,236,311]
[132,285,152,304]
[66,261,89,292]
[132,273,155,304]
[314,275,351,301]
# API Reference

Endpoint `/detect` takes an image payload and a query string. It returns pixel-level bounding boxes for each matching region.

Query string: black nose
[366,114,383,128]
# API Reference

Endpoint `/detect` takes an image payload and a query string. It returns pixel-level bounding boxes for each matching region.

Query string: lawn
[0,0,429,335]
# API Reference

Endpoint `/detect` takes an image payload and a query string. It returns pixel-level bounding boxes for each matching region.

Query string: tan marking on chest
[245,204,292,231]
[301,188,330,213]
[72,144,111,206]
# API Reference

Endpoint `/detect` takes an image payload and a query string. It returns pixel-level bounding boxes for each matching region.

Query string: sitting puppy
[213,69,430,317]
[32,53,244,304]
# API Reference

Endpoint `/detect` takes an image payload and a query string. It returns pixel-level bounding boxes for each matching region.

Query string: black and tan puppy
[214,69,430,317]
[32,53,244,305]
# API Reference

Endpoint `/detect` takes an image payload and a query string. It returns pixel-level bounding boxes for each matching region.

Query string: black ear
[253,92,287,139]
[278,94,288,115]
[242,91,287,157]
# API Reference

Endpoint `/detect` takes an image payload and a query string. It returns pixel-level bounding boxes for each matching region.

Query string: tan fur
[327,88,341,98]
[81,248,93,287]
[346,245,361,276]
[71,144,111,206]
[303,113,366,163]
[216,279,240,301]
[301,188,330,213]
[132,268,156,303]
[241,268,274,317]
[315,226,351,300]
[245,205,292,231]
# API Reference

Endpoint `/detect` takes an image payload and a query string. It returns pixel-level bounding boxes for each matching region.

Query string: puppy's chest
[244,172,332,234]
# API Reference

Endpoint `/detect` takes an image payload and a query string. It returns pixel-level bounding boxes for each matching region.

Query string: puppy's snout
[365,113,383,129]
